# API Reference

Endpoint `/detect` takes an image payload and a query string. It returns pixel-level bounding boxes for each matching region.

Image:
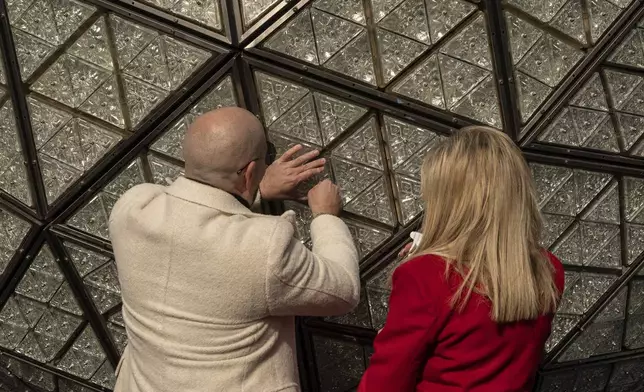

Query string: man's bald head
[183,107,267,194]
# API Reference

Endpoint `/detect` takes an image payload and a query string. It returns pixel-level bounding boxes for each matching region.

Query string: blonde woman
[358,126,565,392]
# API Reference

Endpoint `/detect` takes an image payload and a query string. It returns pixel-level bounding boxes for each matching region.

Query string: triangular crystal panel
[583,182,621,224]
[325,31,376,85]
[27,96,73,149]
[391,54,446,109]
[518,34,583,87]
[395,174,422,224]
[426,0,476,43]
[68,17,114,70]
[170,0,222,30]
[378,0,430,44]
[542,213,575,249]
[148,154,184,185]
[256,72,309,127]
[313,0,366,25]
[344,178,395,225]
[39,155,83,204]
[13,0,94,45]
[240,0,280,27]
[67,194,112,239]
[617,112,644,150]
[371,0,405,22]
[311,8,364,64]
[40,117,121,171]
[0,101,32,206]
[56,326,106,379]
[32,55,111,108]
[506,0,568,22]
[452,76,502,127]
[377,28,428,84]
[269,94,322,146]
[331,157,382,205]
[505,12,543,65]
[78,76,124,128]
[516,71,552,121]
[332,117,383,170]
[570,73,610,111]
[439,13,492,70]
[549,0,586,43]
[559,289,626,362]
[123,75,169,126]
[65,242,110,278]
[314,92,367,145]
[383,115,444,169]
[11,29,55,81]
[589,0,622,43]
[344,219,392,259]
[438,54,489,109]
[608,27,644,69]
[624,176,644,224]
[110,15,158,68]
[263,9,319,65]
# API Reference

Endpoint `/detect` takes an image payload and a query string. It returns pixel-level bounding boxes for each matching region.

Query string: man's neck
[184,176,251,209]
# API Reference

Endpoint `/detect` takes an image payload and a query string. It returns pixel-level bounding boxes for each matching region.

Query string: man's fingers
[296,167,325,182]
[277,144,303,162]
[297,157,326,172]
[289,149,320,167]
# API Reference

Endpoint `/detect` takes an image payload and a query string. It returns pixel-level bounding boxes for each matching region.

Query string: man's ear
[243,160,257,191]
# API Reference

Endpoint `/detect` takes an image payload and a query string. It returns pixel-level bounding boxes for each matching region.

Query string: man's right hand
[308,180,342,217]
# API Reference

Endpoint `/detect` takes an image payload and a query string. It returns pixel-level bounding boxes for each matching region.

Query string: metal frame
[0,0,643,390]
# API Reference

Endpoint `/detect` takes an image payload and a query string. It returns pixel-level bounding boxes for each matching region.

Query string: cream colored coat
[109,177,360,392]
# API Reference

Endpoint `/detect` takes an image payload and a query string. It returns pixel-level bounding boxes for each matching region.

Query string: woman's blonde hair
[413,126,559,323]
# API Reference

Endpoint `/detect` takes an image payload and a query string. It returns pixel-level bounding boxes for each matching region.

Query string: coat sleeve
[265,214,360,316]
[358,261,448,392]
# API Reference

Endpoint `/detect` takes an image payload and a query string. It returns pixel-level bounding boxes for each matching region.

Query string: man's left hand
[260,144,326,201]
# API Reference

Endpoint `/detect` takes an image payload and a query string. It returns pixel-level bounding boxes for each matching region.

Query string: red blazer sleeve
[358,259,448,392]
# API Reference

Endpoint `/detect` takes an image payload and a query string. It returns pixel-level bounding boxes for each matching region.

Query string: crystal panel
[1,355,56,391]
[56,326,106,379]
[626,278,644,349]
[313,335,367,392]
[608,19,644,69]
[538,364,611,392]
[538,68,644,154]
[259,73,369,150]
[391,12,501,126]
[64,242,121,315]
[625,177,644,265]
[530,163,623,350]
[149,154,184,185]
[241,0,281,27]
[68,158,146,239]
[506,10,585,125]
[135,0,223,31]
[0,243,83,364]
[29,13,212,131]
[31,96,122,205]
[558,288,626,361]
[0,100,32,205]
[0,206,31,275]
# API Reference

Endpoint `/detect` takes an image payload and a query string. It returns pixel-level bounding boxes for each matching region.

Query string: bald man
[109,107,360,392]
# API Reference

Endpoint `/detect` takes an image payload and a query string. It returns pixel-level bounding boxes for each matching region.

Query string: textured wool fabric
[358,253,565,392]
[109,177,360,392]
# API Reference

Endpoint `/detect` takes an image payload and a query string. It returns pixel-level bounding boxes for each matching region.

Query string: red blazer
[358,252,565,392]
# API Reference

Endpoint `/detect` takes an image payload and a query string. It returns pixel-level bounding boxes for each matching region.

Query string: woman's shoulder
[396,254,448,277]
